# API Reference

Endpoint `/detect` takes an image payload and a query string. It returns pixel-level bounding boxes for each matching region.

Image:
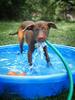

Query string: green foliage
[0,0,25,20]
[55,0,75,21]
[0,0,75,21]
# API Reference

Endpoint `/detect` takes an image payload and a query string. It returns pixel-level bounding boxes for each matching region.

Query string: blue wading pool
[0,43,75,99]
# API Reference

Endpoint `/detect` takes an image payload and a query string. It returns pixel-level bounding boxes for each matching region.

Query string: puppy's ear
[25,24,35,30]
[22,24,35,32]
[47,22,57,29]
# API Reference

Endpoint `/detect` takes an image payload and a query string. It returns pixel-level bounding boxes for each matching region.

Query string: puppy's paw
[29,65,33,71]
[17,52,20,55]
[47,62,52,67]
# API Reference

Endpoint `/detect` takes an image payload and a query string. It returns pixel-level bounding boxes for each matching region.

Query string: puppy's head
[30,21,57,42]
[24,21,57,42]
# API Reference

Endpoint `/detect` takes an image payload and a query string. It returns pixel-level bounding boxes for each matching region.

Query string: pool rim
[0,43,75,83]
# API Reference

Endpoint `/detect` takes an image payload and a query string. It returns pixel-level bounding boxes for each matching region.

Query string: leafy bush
[0,0,75,21]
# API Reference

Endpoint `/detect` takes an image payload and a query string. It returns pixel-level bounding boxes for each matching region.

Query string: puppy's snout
[37,31,47,42]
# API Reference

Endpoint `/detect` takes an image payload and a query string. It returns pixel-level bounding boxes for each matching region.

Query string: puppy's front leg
[28,50,33,66]
[28,42,35,66]
[43,46,52,67]
[43,46,50,62]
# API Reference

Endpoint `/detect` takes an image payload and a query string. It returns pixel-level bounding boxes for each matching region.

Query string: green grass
[48,21,75,47]
[0,21,75,100]
[0,21,19,45]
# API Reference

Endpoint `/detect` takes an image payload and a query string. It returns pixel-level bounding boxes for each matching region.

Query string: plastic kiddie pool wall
[0,44,75,99]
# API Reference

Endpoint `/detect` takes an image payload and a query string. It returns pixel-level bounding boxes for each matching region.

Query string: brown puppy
[10,21,57,66]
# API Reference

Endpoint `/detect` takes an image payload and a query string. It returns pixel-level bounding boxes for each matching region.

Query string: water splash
[0,44,74,75]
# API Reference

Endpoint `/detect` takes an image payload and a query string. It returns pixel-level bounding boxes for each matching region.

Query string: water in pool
[0,44,75,76]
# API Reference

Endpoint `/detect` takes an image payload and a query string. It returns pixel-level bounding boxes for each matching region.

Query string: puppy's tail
[9,32,17,35]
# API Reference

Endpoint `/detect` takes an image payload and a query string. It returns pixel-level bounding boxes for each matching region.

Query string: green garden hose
[45,40,73,100]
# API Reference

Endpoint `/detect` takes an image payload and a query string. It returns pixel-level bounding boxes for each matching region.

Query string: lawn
[0,21,75,100]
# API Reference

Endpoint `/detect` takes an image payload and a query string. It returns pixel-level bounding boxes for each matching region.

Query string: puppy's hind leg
[18,30,24,54]
[19,38,24,53]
